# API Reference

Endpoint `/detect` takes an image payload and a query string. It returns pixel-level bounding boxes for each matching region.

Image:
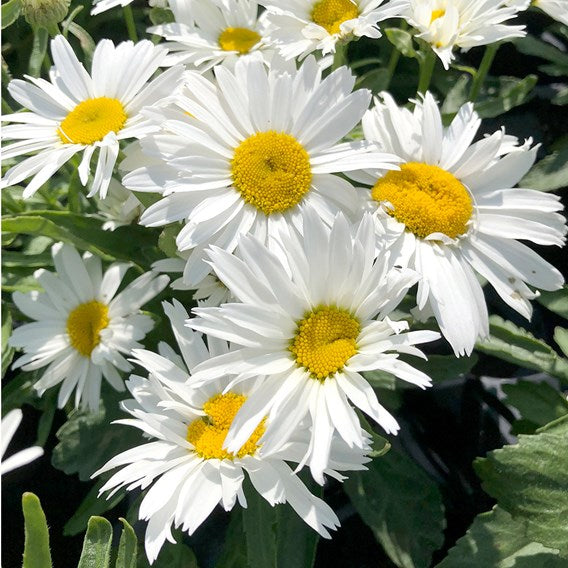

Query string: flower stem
[123,5,138,42]
[417,48,436,94]
[332,42,348,71]
[469,43,499,102]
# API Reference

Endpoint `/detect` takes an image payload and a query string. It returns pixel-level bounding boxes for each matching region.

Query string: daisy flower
[1,409,44,476]
[259,0,404,59]
[92,0,166,15]
[96,179,144,231]
[188,211,439,483]
[9,243,169,411]
[1,35,183,199]
[148,0,275,70]
[94,300,354,563]
[355,91,566,356]
[399,0,525,69]
[123,56,400,286]
[507,0,568,26]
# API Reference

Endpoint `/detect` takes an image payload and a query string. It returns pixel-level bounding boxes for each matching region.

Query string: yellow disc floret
[231,131,312,215]
[430,9,445,22]
[290,306,360,380]
[66,300,110,357]
[58,97,127,145]
[218,27,261,54]
[186,392,265,460]
[311,0,359,34]
[371,162,473,239]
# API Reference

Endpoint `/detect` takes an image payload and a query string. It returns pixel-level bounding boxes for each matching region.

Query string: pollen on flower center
[231,131,312,215]
[430,9,445,22]
[290,306,360,380]
[311,0,359,34]
[218,27,261,54]
[186,393,265,460]
[372,162,473,239]
[58,97,127,145]
[66,300,109,357]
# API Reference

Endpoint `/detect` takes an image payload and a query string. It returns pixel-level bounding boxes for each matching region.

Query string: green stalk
[123,5,138,42]
[469,43,499,102]
[417,48,436,94]
[332,42,348,71]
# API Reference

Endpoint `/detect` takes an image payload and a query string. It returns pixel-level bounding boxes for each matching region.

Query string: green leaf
[216,510,247,568]
[554,327,568,358]
[52,389,143,481]
[521,136,568,191]
[158,224,181,258]
[115,518,138,568]
[475,75,537,118]
[2,211,159,267]
[344,449,445,568]
[440,74,470,120]
[2,305,15,379]
[385,28,416,58]
[28,27,49,78]
[552,87,568,106]
[355,68,390,93]
[148,6,174,25]
[514,36,568,74]
[242,479,277,568]
[64,479,126,536]
[537,286,568,319]
[77,516,113,568]
[1,371,39,416]
[22,492,52,568]
[151,543,199,567]
[436,506,563,568]
[1,0,21,29]
[475,316,568,383]
[474,415,568,556]
[502,380,568,433]
[407,353,478,383]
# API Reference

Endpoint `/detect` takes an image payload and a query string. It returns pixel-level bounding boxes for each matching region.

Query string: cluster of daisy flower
[2,0,567,564]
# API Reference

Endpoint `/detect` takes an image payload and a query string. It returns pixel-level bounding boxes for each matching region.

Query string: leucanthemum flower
[123,56,400,286]
[259,0,404,59]
[1,35,183,199]
[506,0,568,26]
[95,300,357,563]
[399,0,525,69]
[1,409,44,476]
[148,0,275,71]
[96,179,144,231]
[355,91,566,356]
[91,0,166,15]
[9,243,169,411]
[188,211,439,483]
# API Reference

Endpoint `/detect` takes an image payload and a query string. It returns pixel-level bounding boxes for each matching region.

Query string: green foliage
[385,28,417,58]
[436,506,563,568]
[344,449,445,568]
[407,354,478,383]
[537,286,568,319]
[475,316,568,383]
[474,416,568,557]
[521,136,568,192]
[77,517,113,568]
[1,0,21,29]
[474,75,538,118]
[2,305,15,379]
[115,519,138,568]
[22,492,52,568]
[216,511,248,568]
[144,542,198,568]
[514,35,568,77]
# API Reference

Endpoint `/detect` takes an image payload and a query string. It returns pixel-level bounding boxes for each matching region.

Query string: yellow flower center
[218,27,261,54]
[231,131,312,215]
[311,0,359,34]
[372,162,473,239]
[186,393,265,460]
[58,97,127,145]
[290,306,360,380]
[430,9,445,22]
[66,300,110,357]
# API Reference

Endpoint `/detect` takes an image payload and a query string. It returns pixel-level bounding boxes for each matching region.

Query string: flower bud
[21,0,70,29]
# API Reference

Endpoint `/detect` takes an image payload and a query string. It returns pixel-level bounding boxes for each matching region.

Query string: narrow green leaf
[22,492,52,568]
[474,415,568,556]
[355,68,390,93]
[35,396,56,446]
[475,316,568,383]
[1,0,21,29]
[1,371,38,416]
[344,449,445,568]
[242,479,277,568]
[216,510,247,568]
[64,479,126,536]
[554,327,568,358]
[151,543,199,567]
[28,27,49,78]
[514,36,568,73]
[521,136,568,191]
[2,305,15,379]
[436,506,563,567]
[475,75,537,118]
[407,353,478,383]
[115,518,137,568]
[384,28,416,58]
[537,286,568,319]
[77,517,113,568]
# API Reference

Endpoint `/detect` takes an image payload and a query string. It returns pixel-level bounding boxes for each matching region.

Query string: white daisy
[1,409,44,476]
[96,179,144,231]
[8,243,169,411]
[91,0,166,15]
[1,35,183,199]
[356,91,566,356]
[259,0,404,59]
[188,211,439,483]
[149,0,275,71]
[123,56,400,286]
[399,0,525,69]
[94,299,354,564]
[509,0,568,25]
